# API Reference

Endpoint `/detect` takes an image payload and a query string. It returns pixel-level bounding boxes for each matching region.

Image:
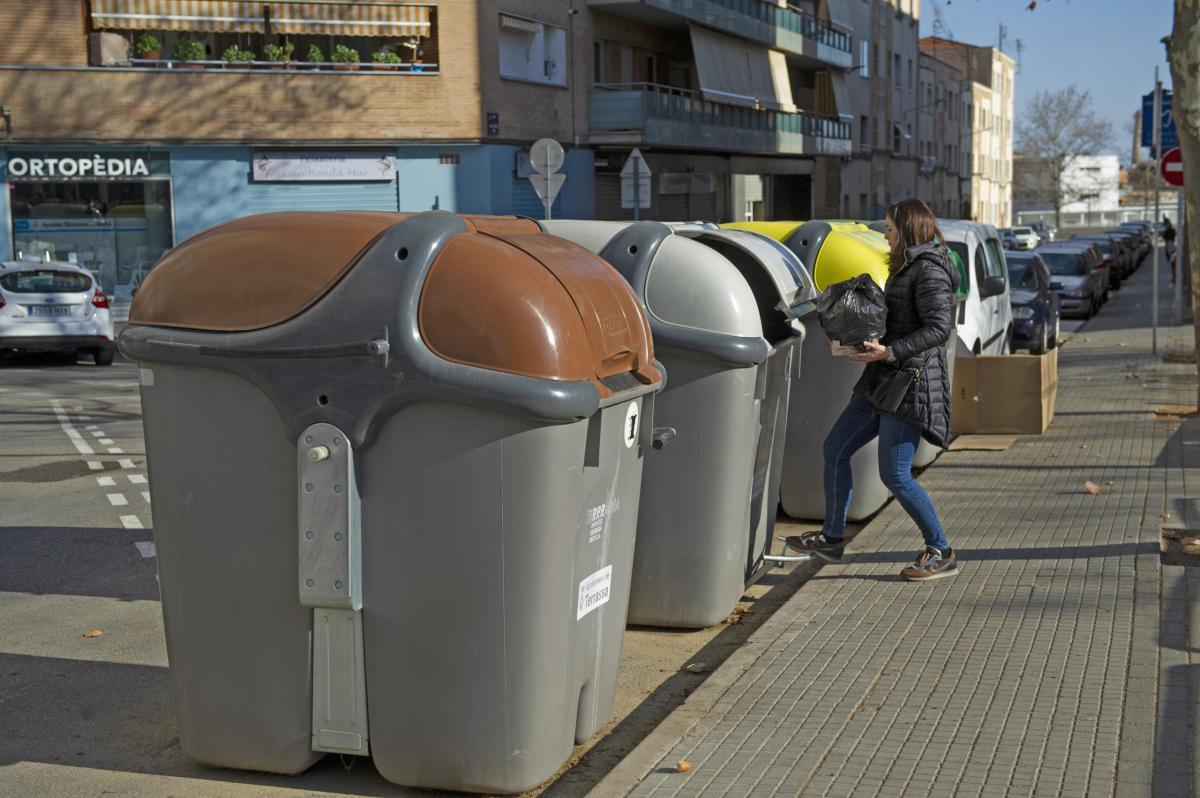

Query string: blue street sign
[1142,90,1178,151]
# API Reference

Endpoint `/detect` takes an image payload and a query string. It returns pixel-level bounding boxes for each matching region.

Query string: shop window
[499,15,566,86]
[8,154,173,298]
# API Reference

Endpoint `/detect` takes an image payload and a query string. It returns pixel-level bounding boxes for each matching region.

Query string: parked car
[1034,244,1106,318]
[1030,219,1056,245]
[940,219,1014,354]
[1071,235,1123,289]
[1103,229,1145,272]
[1005,251,1061,355]
[0,261,115,364]
[1000,228,1017,249]
[1007,226,1039,251]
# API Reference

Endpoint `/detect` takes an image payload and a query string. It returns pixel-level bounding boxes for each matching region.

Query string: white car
[939,220,1013,355]
[0,260,116,364]
[1009,226,1039,251]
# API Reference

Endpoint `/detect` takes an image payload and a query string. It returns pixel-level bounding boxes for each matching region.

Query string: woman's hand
[849,340,889,364]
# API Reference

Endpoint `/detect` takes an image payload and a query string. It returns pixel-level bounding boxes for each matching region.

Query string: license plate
[27,305,73,317]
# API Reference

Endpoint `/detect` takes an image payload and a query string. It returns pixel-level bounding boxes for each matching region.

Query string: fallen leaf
[676,760,692,773]
[685,662,710,674]
[1118,342,1128,347]
[82,629,103,638]
[1142,384,1150,389]
[1083,481,1103,495]
[1080,444,1089,449]
[1105,481,1114,486]
[1163,512,1173,520]
[1083,337,1090,342]
[1125,373,1139,380]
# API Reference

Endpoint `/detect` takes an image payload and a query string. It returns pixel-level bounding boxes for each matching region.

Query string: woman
[788,199,960,581]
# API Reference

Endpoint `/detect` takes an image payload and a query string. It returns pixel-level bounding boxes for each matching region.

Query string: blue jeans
[821,394,950,550]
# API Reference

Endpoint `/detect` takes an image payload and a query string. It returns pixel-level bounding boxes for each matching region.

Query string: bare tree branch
[1015,86,1114,227]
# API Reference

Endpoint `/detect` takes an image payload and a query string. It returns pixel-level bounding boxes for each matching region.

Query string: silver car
[0,260,116,364]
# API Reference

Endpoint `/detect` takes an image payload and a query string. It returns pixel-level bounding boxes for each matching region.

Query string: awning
[90,0,268,32]
[689,25,795,111]
[269,2,431,36]
[500,14,541,33]
[821,0,853,31]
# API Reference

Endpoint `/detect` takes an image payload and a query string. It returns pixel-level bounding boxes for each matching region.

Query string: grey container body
[779,318,889,521]
[628,341,796,628]
[125,211,658,794]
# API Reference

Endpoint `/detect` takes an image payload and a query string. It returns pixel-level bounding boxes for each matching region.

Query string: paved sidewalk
[592,256,1196,798]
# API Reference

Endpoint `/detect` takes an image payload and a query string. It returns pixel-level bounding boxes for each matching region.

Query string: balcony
[589,0,853,69]
[590,83,851,156]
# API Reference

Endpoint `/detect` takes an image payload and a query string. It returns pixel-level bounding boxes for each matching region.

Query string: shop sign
[5,154,154,180]
[252,151,396,182]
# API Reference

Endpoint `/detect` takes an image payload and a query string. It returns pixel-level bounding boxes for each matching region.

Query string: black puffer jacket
[854,240,960,447]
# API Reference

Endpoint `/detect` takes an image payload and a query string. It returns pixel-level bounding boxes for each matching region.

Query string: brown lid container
[128,212,658,393]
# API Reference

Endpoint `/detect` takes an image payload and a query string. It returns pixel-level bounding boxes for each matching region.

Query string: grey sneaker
[900,546,958,581]
[783,531,846,563]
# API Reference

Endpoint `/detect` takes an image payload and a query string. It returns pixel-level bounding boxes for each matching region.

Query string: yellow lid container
[724,220,889,292]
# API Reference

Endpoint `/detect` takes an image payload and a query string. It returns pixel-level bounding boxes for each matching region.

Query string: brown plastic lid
[129,211,402,331]
[128,211,659,393]
[420,216,659,395]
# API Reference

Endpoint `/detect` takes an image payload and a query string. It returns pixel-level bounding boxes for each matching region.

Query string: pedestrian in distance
[787,198,960,581]
[1163,215,1177,258]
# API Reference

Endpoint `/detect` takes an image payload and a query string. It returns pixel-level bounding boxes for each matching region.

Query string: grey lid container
[119,211,662,794]
[542,220,813,628]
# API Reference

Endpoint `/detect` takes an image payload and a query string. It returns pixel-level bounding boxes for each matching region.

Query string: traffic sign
[620,148,652,212]
[529,138,565,176]
[529,172,566,205]
[1161,146,1184,187]
[1143,90,1178,150]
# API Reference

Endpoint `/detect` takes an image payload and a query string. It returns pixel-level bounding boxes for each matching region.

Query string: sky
[917,0,1176,162]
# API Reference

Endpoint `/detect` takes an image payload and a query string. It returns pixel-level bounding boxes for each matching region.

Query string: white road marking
[87,461,103,471]
[49,400,95,455]
[107,493,129,507]
[107,447,123,454]
[134,541,156,558]
[78,415,92,421]
[119,459,135,469]
[97,476,116,487]
[120,515,143,529]
[128,474,147,484]
[86,425,99,431]
[98,438,114,445]
[141,491,151,504]
[91,431,105,437]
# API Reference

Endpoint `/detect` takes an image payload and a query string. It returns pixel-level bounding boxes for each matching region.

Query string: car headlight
[1012,306,1035,320]
[1063,289,1086,298]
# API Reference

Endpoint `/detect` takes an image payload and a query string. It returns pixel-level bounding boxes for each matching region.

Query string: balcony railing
[122,57,437,74]
[712,0,852,53]
[591,82,851,155]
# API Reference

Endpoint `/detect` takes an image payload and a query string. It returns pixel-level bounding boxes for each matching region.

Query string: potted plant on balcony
[172,37,206,69]
[135,33,161,64]
[305,44,324,70]
[221,44,256,68]
[263,41,294,70]
[371,48,402,71]
[330,44,360,71]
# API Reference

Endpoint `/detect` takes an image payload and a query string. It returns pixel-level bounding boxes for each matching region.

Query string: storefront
[3,149,174,300]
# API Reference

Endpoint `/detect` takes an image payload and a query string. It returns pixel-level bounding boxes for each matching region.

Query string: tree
[1170,2,1200,403]
[1015,86,1114,228]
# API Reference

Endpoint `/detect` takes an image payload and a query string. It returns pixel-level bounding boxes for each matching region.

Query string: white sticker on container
[623,401,639,448]
[577,565,613,620]
[139,368,154,387]
[584,499,621,544]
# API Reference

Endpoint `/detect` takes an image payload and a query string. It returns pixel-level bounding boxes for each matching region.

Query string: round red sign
[1161,146,1185,187]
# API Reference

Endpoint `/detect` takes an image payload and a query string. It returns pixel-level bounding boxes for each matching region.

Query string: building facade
[915,51,968,219]
[919,36,1013,227]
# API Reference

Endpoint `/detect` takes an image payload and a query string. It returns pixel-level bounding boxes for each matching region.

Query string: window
[860,115,869,147]
[499,15,566,86]
[593,41,602,83]
[873,43,880,77]
[984,239,1007,280]
[860,39,869,77]
[893,53,900,87]
[908,58,913,90]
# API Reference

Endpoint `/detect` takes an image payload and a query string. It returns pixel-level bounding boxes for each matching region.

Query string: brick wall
[0,0,486,143]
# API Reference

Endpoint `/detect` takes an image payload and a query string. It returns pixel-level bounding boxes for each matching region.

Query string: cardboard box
[951,348,1057,434]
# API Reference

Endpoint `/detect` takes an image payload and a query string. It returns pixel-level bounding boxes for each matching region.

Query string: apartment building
[587,0,854,222]
[0,0,599,296]
[919,36,1014,227]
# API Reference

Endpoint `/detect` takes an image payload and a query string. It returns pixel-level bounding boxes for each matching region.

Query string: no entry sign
[1161,146,1185,187]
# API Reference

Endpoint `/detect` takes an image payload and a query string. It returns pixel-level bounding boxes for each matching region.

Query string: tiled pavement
[593,254,1198,798]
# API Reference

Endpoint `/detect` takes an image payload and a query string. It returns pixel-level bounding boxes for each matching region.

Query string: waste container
[119,211,663,794]
[726,220,892,522]
[542,220,814,628]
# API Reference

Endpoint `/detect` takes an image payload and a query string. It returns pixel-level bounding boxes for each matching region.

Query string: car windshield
[1013,227,1033,235]
[1080,239,1112,254]
[0,269,92,293]
[1038,251,1088,276]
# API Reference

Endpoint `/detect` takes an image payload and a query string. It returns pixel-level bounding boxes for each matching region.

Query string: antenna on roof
[930,0,955,40]
[1015,39,1025,73]
[998,23,1008,52]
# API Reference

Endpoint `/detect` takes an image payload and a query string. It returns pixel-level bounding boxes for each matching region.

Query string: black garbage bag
[815,274,888,346]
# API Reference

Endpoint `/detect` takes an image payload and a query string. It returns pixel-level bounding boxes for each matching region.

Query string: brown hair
[885,198,943,271]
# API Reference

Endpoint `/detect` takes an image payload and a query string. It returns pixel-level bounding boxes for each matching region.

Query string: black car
[1006,252,1061,354]
[1071,236,1123,289]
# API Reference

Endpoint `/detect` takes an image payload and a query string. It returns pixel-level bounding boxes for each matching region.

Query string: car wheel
[1049,317,1060,349]
[1030,323,1048,355]
[94,346,115,366]
[1004,326,1013,355]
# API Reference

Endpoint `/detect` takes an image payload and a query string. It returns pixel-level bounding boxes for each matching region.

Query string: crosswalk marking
[107,447,123,454]
[128,474,147,484]
[119,459,135,469]
[107,493,128,507]
[134,541,156,558]
[120,515,143,530]
[87,461,103,471]
[97,476,115,487]
[142,491,151,504]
